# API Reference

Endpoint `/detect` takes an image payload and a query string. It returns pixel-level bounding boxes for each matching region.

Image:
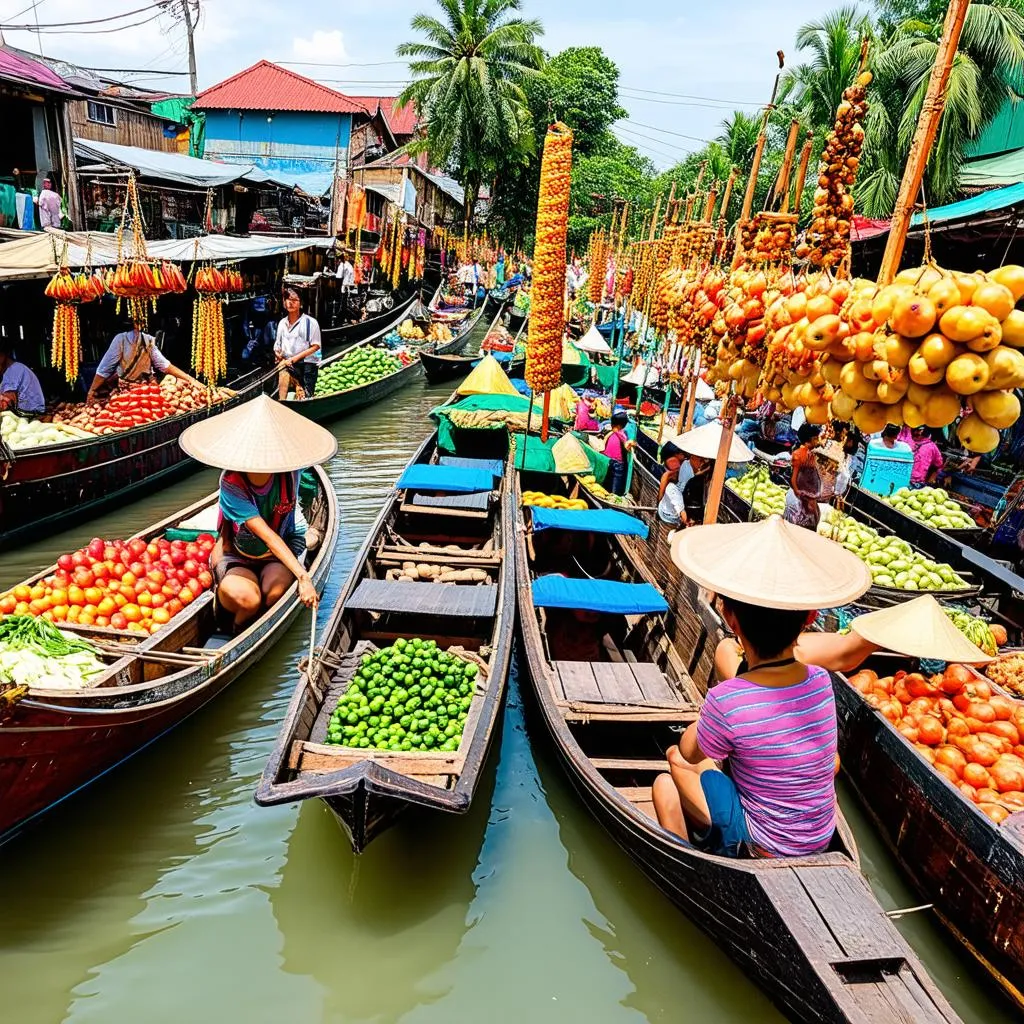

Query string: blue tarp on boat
[531,575,668,614]
[530,506,649,539]
[396,464,493,493]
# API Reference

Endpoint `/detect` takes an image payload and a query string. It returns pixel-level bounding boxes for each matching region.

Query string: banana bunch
[945,609,998,656]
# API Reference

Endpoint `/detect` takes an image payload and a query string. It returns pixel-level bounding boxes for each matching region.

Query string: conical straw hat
[850,595,994,663]
[671,515,872,610]
[664,422,754,463]
[179,394,337,473]
[575,324,612,355]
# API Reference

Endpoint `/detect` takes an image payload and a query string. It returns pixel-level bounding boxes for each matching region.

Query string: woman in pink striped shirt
[653,595,838,858]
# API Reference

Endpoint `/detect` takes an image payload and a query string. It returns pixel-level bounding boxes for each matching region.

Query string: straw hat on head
[179,394,337,473]
[850,595,995,664]
[665,421,754,463]
[671,515,872,610]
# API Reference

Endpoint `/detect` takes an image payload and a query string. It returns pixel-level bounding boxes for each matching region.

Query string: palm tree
[716,112,762,172]
[397,0,544,226]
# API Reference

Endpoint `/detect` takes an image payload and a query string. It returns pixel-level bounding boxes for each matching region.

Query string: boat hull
[0,368,271,550]
[0,468,338,845]
[835,678,1024,1010]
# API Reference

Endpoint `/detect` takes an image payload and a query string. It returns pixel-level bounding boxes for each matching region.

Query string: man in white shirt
[335,251,356,322]
[275,287,322,398]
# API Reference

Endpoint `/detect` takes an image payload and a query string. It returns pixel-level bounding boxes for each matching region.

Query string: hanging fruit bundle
[796,72,871,271]
[50,302,81,384]
[526,122,573,395]
[803,262,1024,449]
[741,212,797,267]
[194,265,244,295]
[192,295,227,384]
[588,230,608,306]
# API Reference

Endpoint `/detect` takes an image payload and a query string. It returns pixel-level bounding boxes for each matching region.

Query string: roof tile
[194,60,367,114]
[349,95,418,136]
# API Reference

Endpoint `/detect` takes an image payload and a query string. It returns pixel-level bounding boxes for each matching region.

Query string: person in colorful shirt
[88,321,200,401]
[653,593,838,857]
[602,408,632,495]
[910,426,944,487]
[214,469,315,629]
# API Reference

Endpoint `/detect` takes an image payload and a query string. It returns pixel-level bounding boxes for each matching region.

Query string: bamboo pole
[720,168,738,221]
[788,132,815,214]
[647,196,662,242]
[663,182,677,226]
[541,390,552,443]
[619,202,629,253]
[877,0,970,284]
[772,120,801,208]
[703,187,718,223]
[740,136,768,222]
[684,353,702,432]
[703,395,739,525]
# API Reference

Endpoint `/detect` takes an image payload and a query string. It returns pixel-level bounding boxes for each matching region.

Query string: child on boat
[657,516,872,858]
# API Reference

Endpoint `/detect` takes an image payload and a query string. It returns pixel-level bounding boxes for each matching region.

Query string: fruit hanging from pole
[526,122,574,420]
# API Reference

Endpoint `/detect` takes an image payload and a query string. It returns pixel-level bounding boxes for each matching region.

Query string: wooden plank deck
[345,579,498,618]
[552,660,692,709]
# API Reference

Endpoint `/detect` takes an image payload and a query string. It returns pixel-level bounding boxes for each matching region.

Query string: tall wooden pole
[789,132,814,214]
[772,120,801,208]
[740,136,768,223]
[703,395,739,525]
[877,0,971,285]
[647,196,662,242]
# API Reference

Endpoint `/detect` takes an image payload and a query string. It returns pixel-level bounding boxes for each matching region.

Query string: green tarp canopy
[510,431,611,483]
[593,363,618,390]
[961,149,1024,188]
[431,393,542,452]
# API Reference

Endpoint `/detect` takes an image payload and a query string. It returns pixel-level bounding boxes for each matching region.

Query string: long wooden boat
[284,294,481,426]
[257,432,514,852]
[512,469,959,1024]
[0,466,339,845]
[420,303,506,383]
[834,664,1024,1011]
[0,365,274,552]
[320,289,419,357]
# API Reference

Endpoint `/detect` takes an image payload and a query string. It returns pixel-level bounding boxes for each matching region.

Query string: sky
[0,0,846,168]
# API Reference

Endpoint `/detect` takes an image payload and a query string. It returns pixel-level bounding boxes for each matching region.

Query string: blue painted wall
[203,109,352,186]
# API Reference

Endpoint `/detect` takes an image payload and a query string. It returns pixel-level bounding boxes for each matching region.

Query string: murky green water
[0,372,1016,1023]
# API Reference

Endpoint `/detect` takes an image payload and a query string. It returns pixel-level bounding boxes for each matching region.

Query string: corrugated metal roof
[0,45,70,91]
[194,60,365,114]
[348,95,417,137]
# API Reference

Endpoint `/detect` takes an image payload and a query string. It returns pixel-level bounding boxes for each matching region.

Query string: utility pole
[180,0,198,94]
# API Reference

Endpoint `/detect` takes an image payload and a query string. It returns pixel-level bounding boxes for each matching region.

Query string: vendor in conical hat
[654,517,871,858]
[179,395,337,630]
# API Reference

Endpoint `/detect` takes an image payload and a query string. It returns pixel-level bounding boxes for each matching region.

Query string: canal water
[0,376,1015,1024]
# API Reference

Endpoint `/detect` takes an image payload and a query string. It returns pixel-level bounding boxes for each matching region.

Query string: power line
[612,128,683,165]
[10,10,166,33]
[76,66,189,75]
[615,123,707,153]
[624,119,721,145]
[622,84,762,107]
[0,2,160,29]
[621,91,761,111]
[273,59,408,68]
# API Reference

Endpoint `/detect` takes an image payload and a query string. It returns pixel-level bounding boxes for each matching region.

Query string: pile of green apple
[726,464,787,518]
[882,486,976,531]
[819,508,970,592]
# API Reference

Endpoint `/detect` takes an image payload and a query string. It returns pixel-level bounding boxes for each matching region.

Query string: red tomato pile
[0,534,215,635]
[95,381,172,430]
[848,665,1024,824]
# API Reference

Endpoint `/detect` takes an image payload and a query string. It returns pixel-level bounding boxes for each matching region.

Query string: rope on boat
[885,903,934,919]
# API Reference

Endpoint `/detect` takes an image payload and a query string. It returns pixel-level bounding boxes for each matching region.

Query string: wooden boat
[257,432,515,852]
[834,663,1024,1011]
[0,466,339,845]
[0,364,274,552]
[512,469,959,1024]
[320,289,419,357]
[420,303,506,384]
[285,293,480,426]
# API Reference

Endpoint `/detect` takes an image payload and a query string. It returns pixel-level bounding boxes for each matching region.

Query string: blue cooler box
[861,445,913,496]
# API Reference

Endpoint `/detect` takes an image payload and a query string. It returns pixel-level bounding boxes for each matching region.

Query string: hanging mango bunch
[588,230,608,306]
[45,263,107,384]
[526,122,573,395]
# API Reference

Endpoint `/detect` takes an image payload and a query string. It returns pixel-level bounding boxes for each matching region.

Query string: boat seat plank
[592,662,645,703]
[793,866,909,961]
[758,869,846,962]
[628,662,681,704]
[345,579,497,618]
[592,758,667,772]
[407,490,490,511]
[616,786,653,802]
[554,661,603,702]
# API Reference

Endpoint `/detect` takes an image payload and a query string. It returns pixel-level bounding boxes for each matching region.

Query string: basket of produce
[983,650,1024,700]
[883,486,982,539]
[0,411,93,450]
[317,637,485,753]
[819,507,979,605]
[0,615,113,689]
[312,346,410,397]
[724,464,787,519]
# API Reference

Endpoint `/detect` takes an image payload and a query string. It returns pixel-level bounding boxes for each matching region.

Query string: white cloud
[291,29,348,63]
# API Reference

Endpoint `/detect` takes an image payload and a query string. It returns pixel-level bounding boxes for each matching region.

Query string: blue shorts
[693,770,751,857]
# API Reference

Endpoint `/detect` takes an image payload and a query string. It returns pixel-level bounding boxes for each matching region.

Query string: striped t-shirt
[696,666,837,856]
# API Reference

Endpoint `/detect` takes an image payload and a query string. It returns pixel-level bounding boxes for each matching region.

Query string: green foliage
[397,0,544,225]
